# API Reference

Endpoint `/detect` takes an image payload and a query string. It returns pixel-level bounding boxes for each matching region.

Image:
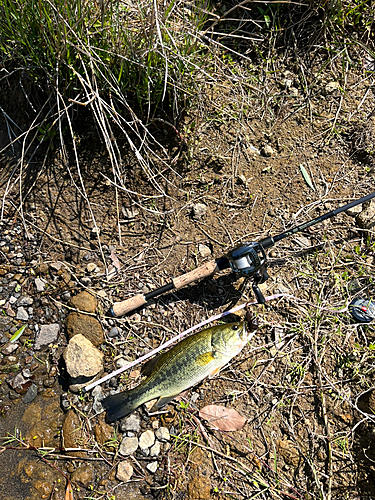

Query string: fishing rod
[109,191,375,317]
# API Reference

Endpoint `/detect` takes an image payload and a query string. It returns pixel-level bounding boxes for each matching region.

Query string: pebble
[49,262,63,272]
[146,461,158,473]
[139,430,155,450]
[121,414,141,433]
[80,277,92,287]
[192,203,207,219]
[63,334,104,379]
[18,296,33,306]
[198,244,211,258]
[16,306,29,321]
[22,383,38,403]
[150,441,161,457]
[34,323,60,350]
[34,278,46,292]
[86,262,100,274]
[356,200,375,231]
[108,327,119,338]
[261,144,275,157]
[116,461,133,482]
[155,426,170,442]
[2,342,19,355]
[116,358,128,369]
[119,436,139,456]
[325,81,340,94]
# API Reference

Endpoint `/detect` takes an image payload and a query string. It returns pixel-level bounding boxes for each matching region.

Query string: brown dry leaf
[65,479,74,500]
[199,405,247,431]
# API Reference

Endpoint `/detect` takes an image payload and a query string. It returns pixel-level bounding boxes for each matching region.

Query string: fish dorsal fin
[195,351,216,366]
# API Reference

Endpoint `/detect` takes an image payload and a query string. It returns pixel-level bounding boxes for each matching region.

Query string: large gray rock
[63,334,103,379]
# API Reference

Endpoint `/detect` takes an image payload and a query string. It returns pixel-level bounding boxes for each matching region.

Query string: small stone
[139,430,155,450]
[294,236,311,248]
[34,278,46,292]
[71,465,94,488]
[129,370,140,379]
[261,144,275,157]
[119,436,139,456]
[34,323,60,350]
[87,262,100,273]
[155,427,170,442]
[94,418,114,446]
[22,383,38,403]
[198,244,211,258]
[146,461,158,473]
[80,277,92,287]
[16,306,29,321]
[18,296,33,307]
[325,81,340,94]
[116,358,128,369]
[277,439,300,466]
[2,342,19,355]
[121,414,141,433]
[150,441,161,457]
[70,291,97,314]
[192,203,207,219]
[356,200,375,231]
[50,262,63,272]
[116,461,133,482]
[63,334,104,379]
[108,327,119,338]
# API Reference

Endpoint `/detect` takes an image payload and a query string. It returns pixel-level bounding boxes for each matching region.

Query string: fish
[102,318,256,423]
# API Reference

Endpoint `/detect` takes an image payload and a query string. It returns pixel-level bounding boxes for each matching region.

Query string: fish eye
[232,325,239,330]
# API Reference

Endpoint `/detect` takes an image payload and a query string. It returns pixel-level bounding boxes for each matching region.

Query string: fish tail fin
[102,389,140,423]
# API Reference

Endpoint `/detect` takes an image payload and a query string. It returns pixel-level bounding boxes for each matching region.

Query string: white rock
[16,306,29,321]
[35,278,46,292]
[139,430,155,450]
[63,334,104,378]
[198,244,211,258]
[119,436,139,456]
[121,414,141,433]
[146,461,158,473]
[192,203,207,219]
[116,461,133,482]
[155,427,170,442]
[150,441,161,457]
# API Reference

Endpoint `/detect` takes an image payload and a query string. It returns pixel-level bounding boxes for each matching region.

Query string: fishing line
[85,292,351,392]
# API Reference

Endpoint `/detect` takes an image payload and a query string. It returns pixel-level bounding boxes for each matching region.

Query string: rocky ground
[1,28,375,500]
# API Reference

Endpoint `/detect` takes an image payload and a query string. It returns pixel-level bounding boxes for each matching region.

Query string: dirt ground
[1,33,375,500]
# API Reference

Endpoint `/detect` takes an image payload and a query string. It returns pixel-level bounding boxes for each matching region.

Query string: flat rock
[16,306,29,321]
[2,342,19,355]
[139,430,155,450]
[198,244,211,258]
[119,436,139,456]
[34,278,46,292]
[155,426,170,442]
[22,383,38,403]
[34,323,60,350]
[116,461,133,482]
[121,414,141,433]
[150,441,161,457]
[63,334,104,379]
[70,291,98,314]
[18,296,33,306]
[71,465,94,488]
[65,312,104,346]
[276,439,300,466]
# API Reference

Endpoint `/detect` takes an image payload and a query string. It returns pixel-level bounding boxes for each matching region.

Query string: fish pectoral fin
[195,351,215,366]
[209,366,221,378]
[155,395,178,409]
[141,354,164,377]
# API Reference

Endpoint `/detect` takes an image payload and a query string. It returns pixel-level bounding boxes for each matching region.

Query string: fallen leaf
[110,250,121,269]
[299,164,315,191]
[65,479,74,500]
[199,405,247,431]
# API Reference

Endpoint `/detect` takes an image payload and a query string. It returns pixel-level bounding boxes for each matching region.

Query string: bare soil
[1,51,375,500]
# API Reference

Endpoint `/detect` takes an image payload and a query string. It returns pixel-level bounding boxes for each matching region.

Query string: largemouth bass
[103,319,256,423]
